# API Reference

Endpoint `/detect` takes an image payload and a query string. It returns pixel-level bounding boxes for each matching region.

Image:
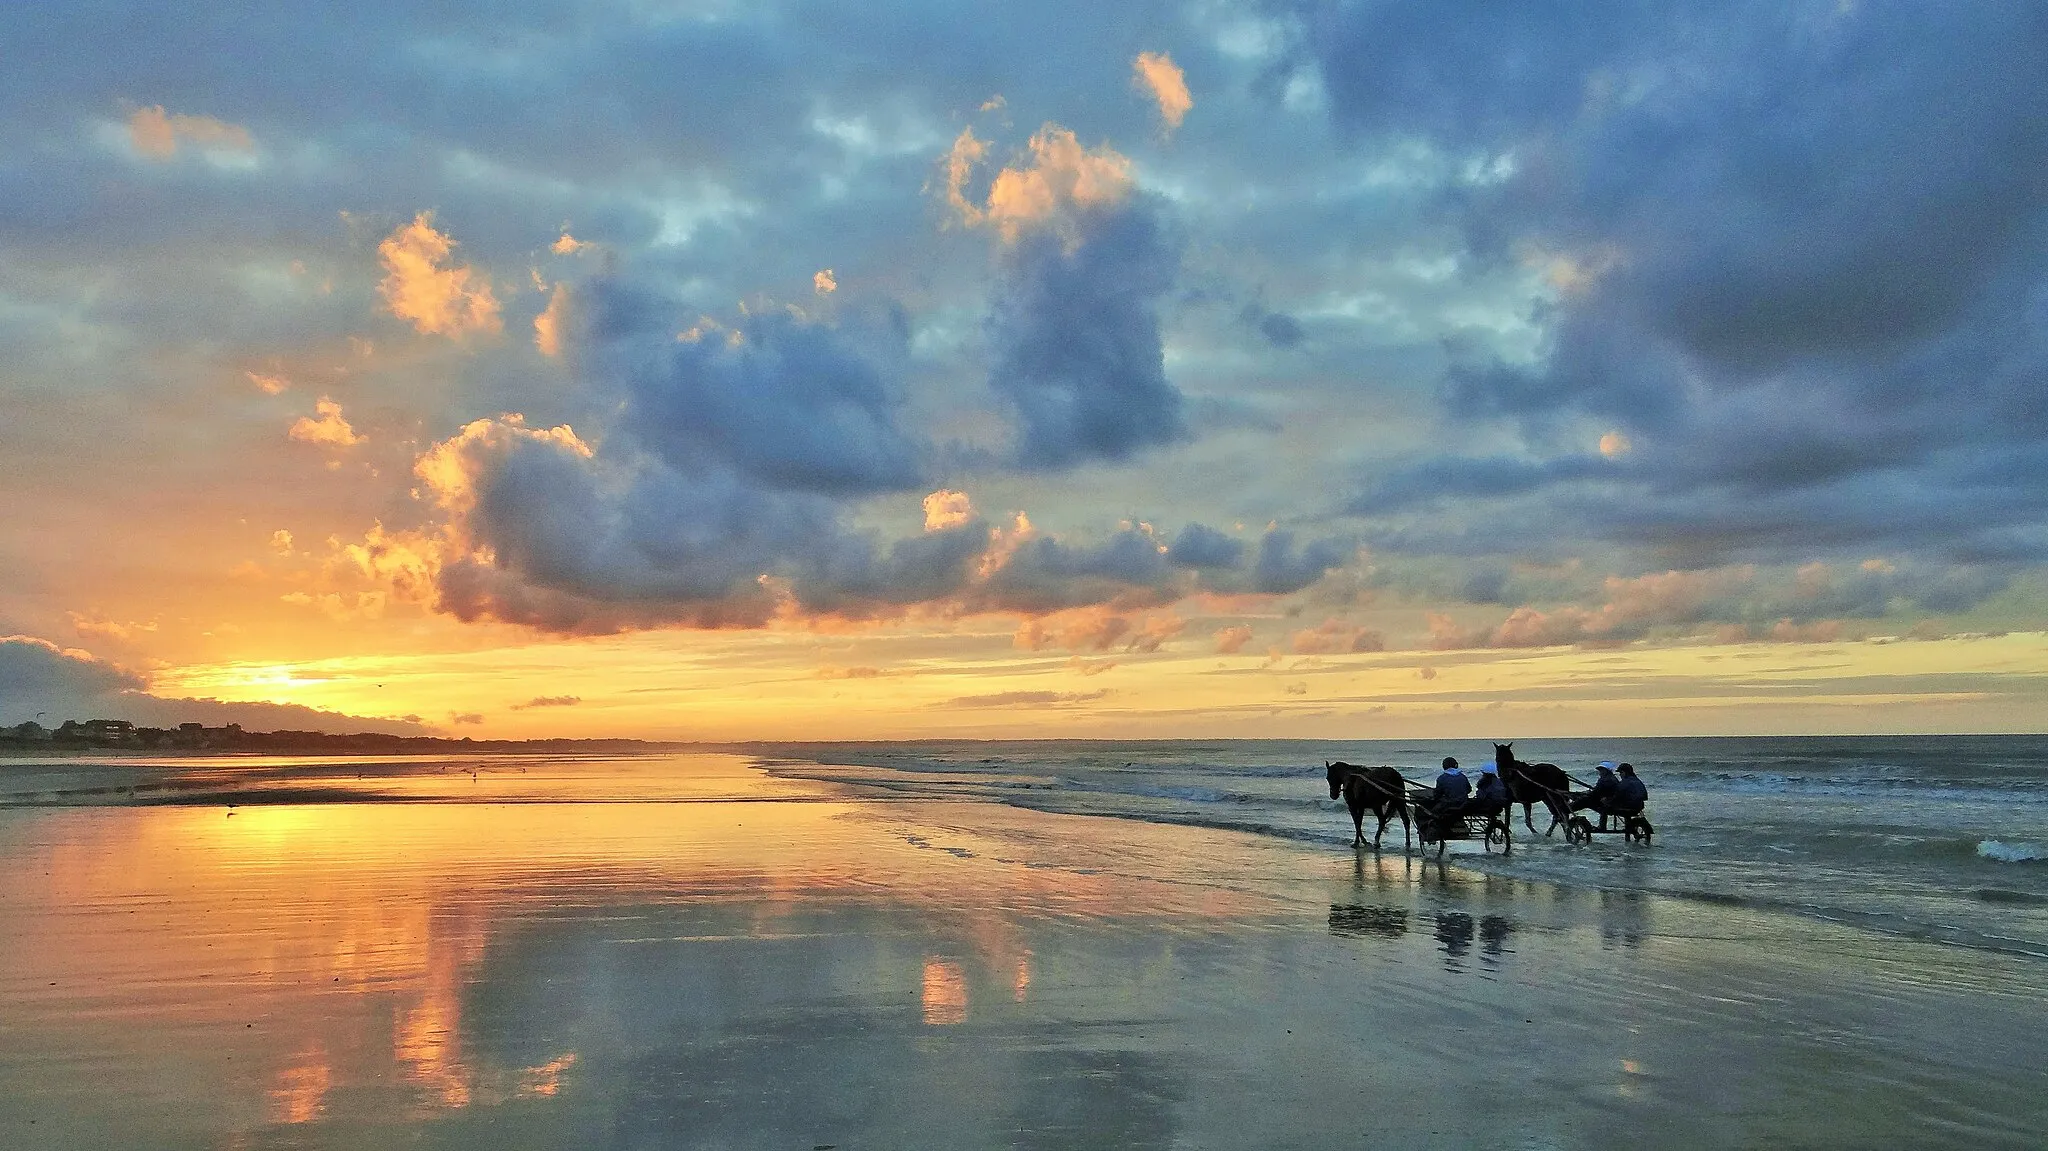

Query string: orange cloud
[414,415,591,522]
[944,124,1134,243]
[1132,51,1193,132]
[550,232,590,255]
[1214,624,1254,654]
[378,213,502,338]
[341,521,444,605]
[534,284,570,357]
[1127,613,1186,653]
[1290,618,1384,654]
[127,105,253,160]
[246,371,290,395]
[288,397,364,447]
[922,489,975,532]
[813,269,837,295]
[1014,606,1181,653]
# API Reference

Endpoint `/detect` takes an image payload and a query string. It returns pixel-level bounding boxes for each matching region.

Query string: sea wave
[1978,840,2048,863]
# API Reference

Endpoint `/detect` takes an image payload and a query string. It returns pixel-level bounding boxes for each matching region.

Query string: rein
[1498,759,1579,800]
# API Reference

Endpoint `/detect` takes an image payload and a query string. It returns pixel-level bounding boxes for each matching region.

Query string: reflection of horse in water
[1328,904,1409,939]
[1493,742,1571,836]
[1326,761,1412,851]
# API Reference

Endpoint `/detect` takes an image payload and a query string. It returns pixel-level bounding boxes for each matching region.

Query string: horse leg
[1351,807,1365,847]
[1522,800,1539,835]
[1543,797,1565,837]
[1371,807,1389,850]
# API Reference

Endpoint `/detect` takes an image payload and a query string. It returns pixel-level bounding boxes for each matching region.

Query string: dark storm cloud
[1348,453,1619,515]
[987,202,1190,470]
[1253,529,1354,594]
[1285,0,2048,568]
[580,278,928,495]
[422,258,1205,632]
[968,526,1180,614]
[1166,522,1246,569]
[423,405,982,633]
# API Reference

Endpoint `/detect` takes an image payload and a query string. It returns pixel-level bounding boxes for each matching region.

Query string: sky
[5,0,2048,740]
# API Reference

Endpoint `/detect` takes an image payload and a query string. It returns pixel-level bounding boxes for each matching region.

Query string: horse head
[1325,760,1349,799]
[1493,742,1515,770]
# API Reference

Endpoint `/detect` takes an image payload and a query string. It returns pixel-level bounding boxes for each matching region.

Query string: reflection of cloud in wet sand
[921,958,969,1025]
[267,1046,330,1125]
[6,753,2041,1147]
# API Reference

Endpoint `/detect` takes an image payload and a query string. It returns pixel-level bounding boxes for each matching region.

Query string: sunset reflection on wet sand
[3,753,2043,1148]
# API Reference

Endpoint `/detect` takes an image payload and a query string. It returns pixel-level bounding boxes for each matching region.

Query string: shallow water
[1,748,2043,1148]
[755,736,2048,957]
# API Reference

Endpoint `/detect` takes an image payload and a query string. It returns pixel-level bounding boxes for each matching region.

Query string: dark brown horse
[1493,742,1571,836]
[1326,761,1411,851]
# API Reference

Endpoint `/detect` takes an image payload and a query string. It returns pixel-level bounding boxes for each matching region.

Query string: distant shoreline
[0,733,715,758]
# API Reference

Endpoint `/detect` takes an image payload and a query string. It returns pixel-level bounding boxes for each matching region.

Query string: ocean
[755,735,2048,959]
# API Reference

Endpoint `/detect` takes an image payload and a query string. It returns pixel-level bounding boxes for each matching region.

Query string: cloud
[814,269,837,294]
[1012,606,1183,654]
[1415,559,2004,650]
[0,635,427,734]
[287,397,364,447]
[126,105,253,161]
[1215,624,1254,654]
[922,489,974,532]
[985,200,1189,470]
[969,522,1177,614]
[946,124,1134,244]
[391,404,984,633]
[1299,2,2048,568]
[1252,529,1353,594]
[449,712,486,725]
[534,284,570,357]
[1132,51,1193,132]
[246,371,289,395]
[1290,619,1384,654]
[581,279,927,496]
[1167,522,1246,570]
[551,233,591,255]
[942,123,1190,471]
[510,695,581,710]
[378,213,502,338]
[942,689,1108,709]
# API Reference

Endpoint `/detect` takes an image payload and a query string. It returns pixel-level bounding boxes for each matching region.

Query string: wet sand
[1,753,2041,1148]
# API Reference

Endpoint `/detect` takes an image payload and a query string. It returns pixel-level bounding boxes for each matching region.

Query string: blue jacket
[1473,773,1507,806]
[1584,773,1619,806]
[1614,776,1648,814]
[1434,770,1471,806]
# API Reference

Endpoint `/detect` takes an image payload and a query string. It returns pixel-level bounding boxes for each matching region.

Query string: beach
[2,750,2043,1149]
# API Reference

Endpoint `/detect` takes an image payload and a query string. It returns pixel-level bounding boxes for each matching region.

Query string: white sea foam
[1978,840,2047,863]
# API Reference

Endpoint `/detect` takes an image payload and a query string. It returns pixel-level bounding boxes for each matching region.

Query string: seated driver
[1424,756,1470,819]
[1571,761,1623,827]
[1469,761,1509,816]
[1612,763,1648,816]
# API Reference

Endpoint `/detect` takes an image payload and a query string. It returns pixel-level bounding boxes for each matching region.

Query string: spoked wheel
[1488,817,1512,856]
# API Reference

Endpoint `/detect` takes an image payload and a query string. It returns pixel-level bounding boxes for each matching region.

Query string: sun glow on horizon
[140,625,2048,741]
